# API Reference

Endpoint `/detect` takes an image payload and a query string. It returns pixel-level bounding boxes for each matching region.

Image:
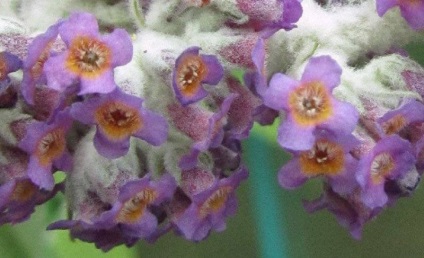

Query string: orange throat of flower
[66,36,111,78]
[36,128,66,166]
[199,186,232,217]
[176,55,207,97]
[288,81,333,126]
[382,115,407,135]
[299,139,345,176]
[370,152,395,184]
[116,188,157,224]
[11,180,38,202]
[95,101,142,141]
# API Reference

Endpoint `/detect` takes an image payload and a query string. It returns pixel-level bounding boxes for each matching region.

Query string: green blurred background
[1,45,424,258]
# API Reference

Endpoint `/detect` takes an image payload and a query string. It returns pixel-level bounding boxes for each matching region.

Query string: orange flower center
[11,180,37,202]
[66,36,111,78]
[116,188,157,224]
[95,101,142,141]
[176,55,207,97]
[288,81,333,126]
[382,114,407,135]
[299,139,345,176]
[200,186,232,217]
[0,55,6,80]
[35,128,66,166]
[370,152,394,184]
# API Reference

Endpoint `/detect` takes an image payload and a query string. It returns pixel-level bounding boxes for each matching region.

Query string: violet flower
[21,22,61,105]
[376,0,424,30]
[356,135,416,209]
[278,130,359,194]
[0,51,22,83]
[70,88,168,159]
[172,46,224,106]
[174,167,248,241]
[95,174,177,239]
[263,55,359,150]
[43,12,133,95]
[18,111,73,190]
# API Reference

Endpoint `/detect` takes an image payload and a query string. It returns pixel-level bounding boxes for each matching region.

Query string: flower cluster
[0,0,423,252]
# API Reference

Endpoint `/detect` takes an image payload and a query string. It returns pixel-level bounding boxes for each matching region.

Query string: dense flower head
[1,0,424,252]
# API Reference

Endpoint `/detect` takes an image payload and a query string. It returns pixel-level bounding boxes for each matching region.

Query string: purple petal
[278,118,315,150]
[263,73,299,111]
[79,70,116,95]
[134,108,168,146]
[400,2,424,30]
[301,56,342,91]
[278,158,308,189]
[201,54,224,85]
[320,98,359,136]
[59,12,99,46]
[27,156,54,190]
[44,54,78,91]
[93,130,130,159]
[376,0,398,16]
[101,28,133,67]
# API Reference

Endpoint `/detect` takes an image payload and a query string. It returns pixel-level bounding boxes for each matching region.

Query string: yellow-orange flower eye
[66,36,111,78]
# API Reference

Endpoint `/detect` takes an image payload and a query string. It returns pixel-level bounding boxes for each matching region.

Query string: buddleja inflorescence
[0,0,423,251]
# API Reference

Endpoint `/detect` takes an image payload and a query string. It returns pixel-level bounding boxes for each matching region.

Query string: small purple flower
[0,178,61,225]
[356,135,416,209]
[174,167,248,241]
[303,185,382,239]
[172,46,224,106]
[44,12,133,95]
[264,56,359,150]
[95,174,177,239]
[236,0,303,37]
[18,111,73,190]
[21,22,61,105]
[278,131,359,194]
[377,100,424,138]
[376,0,424,30]
[70,88,168,159]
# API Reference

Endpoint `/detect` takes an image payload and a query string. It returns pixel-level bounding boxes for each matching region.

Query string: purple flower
[70,88,168,159]
[278,131,359,194]
[377,100,424,139]
[21,22,61,105]
[376,0,424,30]
[264,56,359,150]
[235,0,303,37]
[95,174,177,239]
[44,12,133,95]
[356,135,416,209]
[18,111,73,190]
[172,46,224,106]
[174,167,248,241]
[0,178,61,225]
[303,185,382,239]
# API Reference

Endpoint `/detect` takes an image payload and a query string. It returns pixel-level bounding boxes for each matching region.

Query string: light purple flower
[356,135,416,209]
[21,22,61,105]
[0,51,22,82]
[174,167,248,241]
[44,12,133,95]
[264,55,359,150]
[18,111,73,190]
[278,130,359,194]
[376,0,424,30]
[172,46,224,106]
[70,88,168,159]
[95,174,177,239]
[235,0,303,37]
